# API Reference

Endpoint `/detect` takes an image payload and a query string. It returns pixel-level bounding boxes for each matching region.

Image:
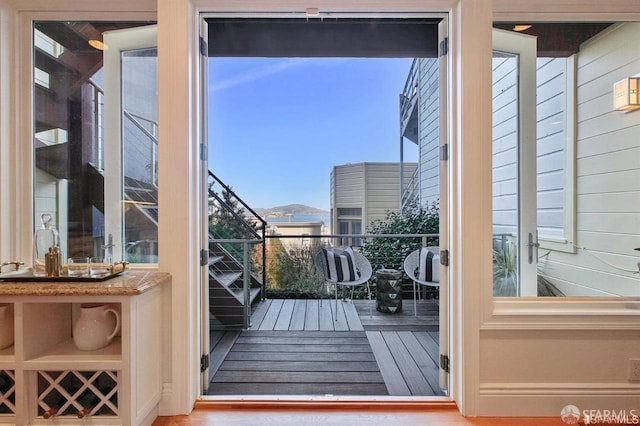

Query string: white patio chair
[403,246,440,316]
[313,248,373,321]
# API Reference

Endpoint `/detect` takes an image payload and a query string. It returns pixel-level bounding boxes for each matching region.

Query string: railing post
[261,223,266,300]
[243,241,251,329]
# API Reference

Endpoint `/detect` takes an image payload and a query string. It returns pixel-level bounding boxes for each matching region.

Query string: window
[32,21,157,266]
[492,22,640,298]
[337,208,362,246]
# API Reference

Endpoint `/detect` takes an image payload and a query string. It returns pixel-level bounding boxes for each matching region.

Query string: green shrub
[362,200,439,272]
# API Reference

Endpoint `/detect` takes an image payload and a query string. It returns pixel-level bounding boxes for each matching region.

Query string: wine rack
[0,273,165,425]
[0,369,16,416]
[37,370,118,420]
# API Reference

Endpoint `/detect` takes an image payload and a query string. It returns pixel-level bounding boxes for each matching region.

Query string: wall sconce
[613,77,640,112]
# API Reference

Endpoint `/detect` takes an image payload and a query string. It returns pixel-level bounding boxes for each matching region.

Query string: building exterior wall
[267,221,324,251]
[537,22,640,296]
[418,58,441,207]
[331,162,418,236]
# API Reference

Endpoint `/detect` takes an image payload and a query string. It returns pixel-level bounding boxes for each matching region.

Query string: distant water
[266,213,330,224]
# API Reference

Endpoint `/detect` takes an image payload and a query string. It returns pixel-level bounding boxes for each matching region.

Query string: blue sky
[208,57,415,211]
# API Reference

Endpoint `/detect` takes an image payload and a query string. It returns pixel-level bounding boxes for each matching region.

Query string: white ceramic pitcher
[72,303,121,351]
[0,304,14,350]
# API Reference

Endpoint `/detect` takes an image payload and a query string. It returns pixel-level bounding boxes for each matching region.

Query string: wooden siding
[417,58,440,207]
[538,22,640,296]
[332,162,417,231]
[332,164,365,206]
[492,54,519,236]
[365,162,417,226]
[535,57,567,238]
[491,53,569,237]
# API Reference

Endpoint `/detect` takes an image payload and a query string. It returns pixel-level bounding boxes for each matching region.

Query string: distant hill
[254,204,329,217]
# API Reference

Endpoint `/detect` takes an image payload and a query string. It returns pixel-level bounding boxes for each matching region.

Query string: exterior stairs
[207,237,262,328]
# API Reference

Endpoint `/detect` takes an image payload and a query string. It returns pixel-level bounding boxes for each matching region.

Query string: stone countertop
[0,271,170,296]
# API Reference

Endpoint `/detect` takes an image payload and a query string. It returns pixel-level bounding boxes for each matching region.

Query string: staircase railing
[399,57,420,135]
[208,170,267,298]
[401,166,420,214]
[124,110,159,186]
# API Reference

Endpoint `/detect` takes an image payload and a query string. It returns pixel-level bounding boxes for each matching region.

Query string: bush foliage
[362,200,440,272]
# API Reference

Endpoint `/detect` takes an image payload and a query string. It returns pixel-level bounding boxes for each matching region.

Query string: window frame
[486,15,640,326]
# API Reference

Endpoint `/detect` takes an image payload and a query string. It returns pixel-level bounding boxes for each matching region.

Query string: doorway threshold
[196,395,454,411]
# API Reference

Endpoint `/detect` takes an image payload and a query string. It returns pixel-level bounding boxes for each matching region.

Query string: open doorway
[201,16,450,398]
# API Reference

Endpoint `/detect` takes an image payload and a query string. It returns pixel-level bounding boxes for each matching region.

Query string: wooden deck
[206,298,443,397]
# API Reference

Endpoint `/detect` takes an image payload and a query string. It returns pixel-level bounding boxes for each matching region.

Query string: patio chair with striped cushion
[313,247,373,321]
[403,246,441,316]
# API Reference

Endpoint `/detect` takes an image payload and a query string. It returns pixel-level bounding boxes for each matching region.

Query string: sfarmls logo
[561,405,639,424]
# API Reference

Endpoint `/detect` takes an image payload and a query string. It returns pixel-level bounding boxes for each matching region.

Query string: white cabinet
[0,272,167,426]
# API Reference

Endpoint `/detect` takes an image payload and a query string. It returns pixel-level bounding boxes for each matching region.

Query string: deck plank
[289,299,307,330]
[274,299,295,330]
[230,343,372,353]
[382,331,433,395]
[333,301,351,331]
[414,330,441,365]
[366,331,411,396]
[209,330,224,348]
[208,382,388,395]
[398,331,441,395]
[214,370,384,383]
[343,301,364,331]
[258,298,284,330]
[304,299,319,330]
[235,336,370,345]
[208,330,240,382]
[240,330,366,338]
[353,299,439,332]
[248,299,270,329]
[225,351,376,362]
[219,360,381,372]
[318,299,335,330]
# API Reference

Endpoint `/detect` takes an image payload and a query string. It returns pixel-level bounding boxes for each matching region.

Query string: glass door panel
[492,29,537,297]
[103,26,158,264]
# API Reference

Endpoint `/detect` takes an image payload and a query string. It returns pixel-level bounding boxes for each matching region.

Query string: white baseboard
[157,383,175,416]
[478,382,640,416]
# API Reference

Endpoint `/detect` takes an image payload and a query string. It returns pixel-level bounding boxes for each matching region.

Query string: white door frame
[199,11,453,399]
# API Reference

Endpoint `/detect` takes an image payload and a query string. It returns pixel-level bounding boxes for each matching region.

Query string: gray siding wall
[536,57,567,238]
[365,162,418,227]
[491,53,519,237]
[418,58,441,207]
[538,22,640,296]
[491,54,569,237]
[332,162,417,232]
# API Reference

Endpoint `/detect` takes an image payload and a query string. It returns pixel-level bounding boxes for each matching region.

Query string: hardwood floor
[152,406,568,425]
